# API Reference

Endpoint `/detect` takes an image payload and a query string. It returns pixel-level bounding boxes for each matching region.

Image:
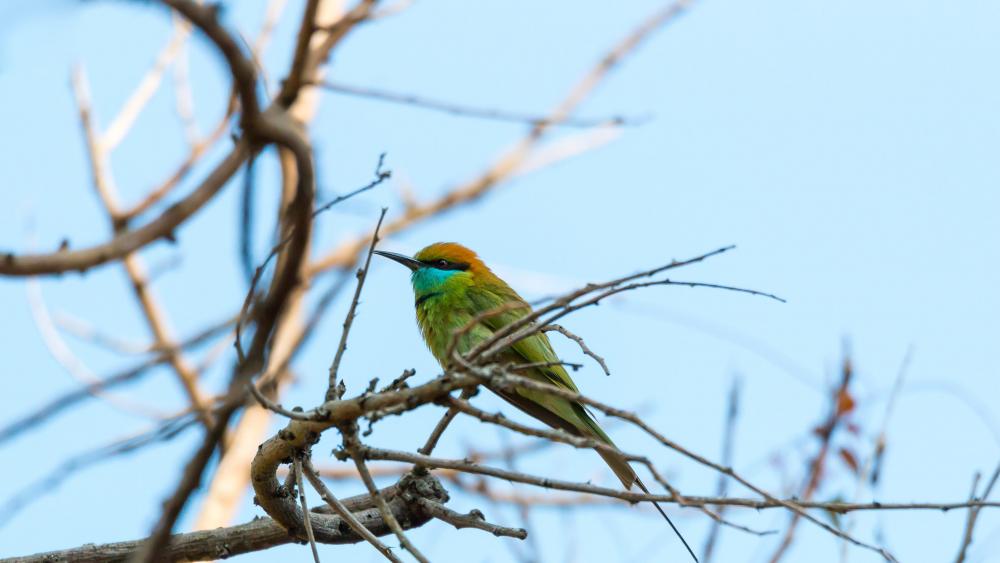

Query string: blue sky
[1,1,998,561]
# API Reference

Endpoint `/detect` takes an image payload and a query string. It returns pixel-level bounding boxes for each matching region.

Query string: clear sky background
[1,1,998,562]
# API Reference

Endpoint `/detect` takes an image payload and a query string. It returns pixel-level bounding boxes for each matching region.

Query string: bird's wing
[467,289,579,392]
[467,287,638,489]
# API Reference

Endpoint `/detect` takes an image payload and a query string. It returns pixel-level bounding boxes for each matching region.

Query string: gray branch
[7,473,447,563]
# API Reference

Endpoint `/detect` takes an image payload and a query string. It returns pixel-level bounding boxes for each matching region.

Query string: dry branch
[8,476,441,563]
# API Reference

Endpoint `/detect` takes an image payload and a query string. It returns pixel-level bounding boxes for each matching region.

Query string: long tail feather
[635,476,699,563]
[498,392,698,561]
[580,408,698,561]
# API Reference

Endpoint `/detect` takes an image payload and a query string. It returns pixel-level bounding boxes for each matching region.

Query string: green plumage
[375,243,699,562]
[403,243,637,489]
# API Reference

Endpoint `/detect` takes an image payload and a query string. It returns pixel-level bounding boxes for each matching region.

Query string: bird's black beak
[373,250,423,271]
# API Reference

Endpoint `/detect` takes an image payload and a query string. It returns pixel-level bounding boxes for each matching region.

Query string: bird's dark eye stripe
[420,259,469,271]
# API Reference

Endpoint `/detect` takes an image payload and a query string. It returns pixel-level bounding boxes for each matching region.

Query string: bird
[374,242,697,562]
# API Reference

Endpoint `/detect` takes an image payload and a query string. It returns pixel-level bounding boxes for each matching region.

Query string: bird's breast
[415,298,491,366]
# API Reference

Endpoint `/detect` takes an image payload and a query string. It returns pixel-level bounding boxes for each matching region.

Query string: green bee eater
[375,242,696,561]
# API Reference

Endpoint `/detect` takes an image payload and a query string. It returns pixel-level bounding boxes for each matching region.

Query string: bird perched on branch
[375,242,697,562]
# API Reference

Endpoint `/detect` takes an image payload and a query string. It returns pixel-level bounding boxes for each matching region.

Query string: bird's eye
[435,259,449,268]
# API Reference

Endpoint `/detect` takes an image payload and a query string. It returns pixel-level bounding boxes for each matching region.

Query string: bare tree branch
[415,497,527,539]
[702,377,742,562]
[8,476,443,563]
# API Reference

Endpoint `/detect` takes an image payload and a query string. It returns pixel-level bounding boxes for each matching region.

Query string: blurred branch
[71,62,214,426]
[955,461,1000,563]
[102,18,192,151]
[161,0,261,126]
[308,0,692,276]
[314,80,642,127]
[0,345,217,448]
[25,276,166,419]
[702,377,742,562]
[840,347,913,562]
[171,23,200,147]
[277,0,381,110]
[0,411,199,528]
[0,141,248,276]
[769,356,855,562]
[54,312,148,354]
[132,0,320,556]
[118,116,231,223]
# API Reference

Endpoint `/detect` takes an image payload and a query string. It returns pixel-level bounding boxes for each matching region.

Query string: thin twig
[770,356,854,562]
[343,427,430,563]
[543,324,611,376]
[303,459,402,563]
[415,497,527,539]
[363,446,1000,514]
[459,366,896,561]
[294,457,321,563]
[235,158,386,362]
[326,208,387,400]
[313,153,391,217]
[314,80,640,128]
[418,388,474,455]
[446,396,772,539]
[840,347,913,562]
[466,245,737,362]
[955,461,1000,562]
